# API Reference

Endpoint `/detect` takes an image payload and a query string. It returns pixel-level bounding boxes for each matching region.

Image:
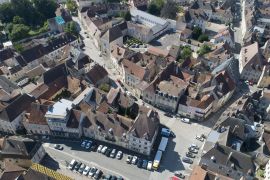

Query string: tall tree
[0,3,15,23]
[32,0,57,20]
[9,24,30,41]
[161,0,178,19]
[64,21,78,36]
[66,0,78,13]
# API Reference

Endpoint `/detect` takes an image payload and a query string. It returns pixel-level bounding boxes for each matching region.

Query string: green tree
[12,16,24,24]
[124,11,131,21]
[198,34,209,42]
[64,21,78,36]
[32,0,57,19]
[197,44,211,56]
[181,46,192,59]
[0,3,15,23]
[9,24,30,41]
[161,0,178,19]
[99,83,110,92]
[14,43,24,52]
[66,0,78,13]
[192,26,202,40]
[147,0,164,16]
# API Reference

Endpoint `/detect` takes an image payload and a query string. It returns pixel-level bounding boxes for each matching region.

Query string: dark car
[105,148,112,157]
[91,142,98,151]
[94,169,103,180]
[164,112,173,118]
[111,176,117,180]
[174,172,185,179]
[74,162,82,171]
[137,158,143,168]
[182,157,193,164]
[142,160,148,169]
[170,131,176,138]
[186,152,195,158]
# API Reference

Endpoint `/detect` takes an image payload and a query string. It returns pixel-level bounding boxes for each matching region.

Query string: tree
[64,21,78,36]
[99,83,110,92]
[197,44,211,56]
[192,26,202,40]
[161,0,178,19]
[147,0,164,16]
[12,16,24,24]
[198,34,209,42]
[32,0,57,20]
[66,0,78,13]
[0,3,15,23]
[124,11,131,21]
[181,46,192,59]
[9,24,30,41]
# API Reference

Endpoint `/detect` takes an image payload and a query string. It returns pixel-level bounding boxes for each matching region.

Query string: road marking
[45,146,129,180]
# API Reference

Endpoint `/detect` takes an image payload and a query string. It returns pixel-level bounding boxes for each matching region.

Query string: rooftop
[45,99,73,119]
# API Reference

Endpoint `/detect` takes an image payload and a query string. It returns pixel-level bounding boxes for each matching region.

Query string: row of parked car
[126,155,152,171]
[182,144,199,164]
[96,144,123,159]
[68,159,123,180]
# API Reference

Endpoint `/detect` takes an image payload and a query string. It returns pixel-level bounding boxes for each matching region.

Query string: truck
[153,150,162,170]
[161,128,171,137]
[158,137,168,152]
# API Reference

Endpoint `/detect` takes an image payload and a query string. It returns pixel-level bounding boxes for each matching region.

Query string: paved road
[43,141,151,180]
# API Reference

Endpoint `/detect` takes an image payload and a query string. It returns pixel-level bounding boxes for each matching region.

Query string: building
[200,143,256,180]
[23,102,52,136]
[128,8,170,42]
[0,136,46,168]
[239,42,264,83]
[0,162,26,180]
[265,159,270,180]
[0,94,34,134]
[45,99,73,137]
[85,64,109,87]
[48,16,66,32]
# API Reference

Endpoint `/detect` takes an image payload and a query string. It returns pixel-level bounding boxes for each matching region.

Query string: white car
[196,135,204,142]
[101,146,107,154]
[131,156,137,164]
[88,167,97,177]
[190,144,199,149]
[116,151,123,159]
[83,166,90,176]
[147,161,152,170]
[97,145,103,153]
[81,140,87,147]
[181,118,190,124]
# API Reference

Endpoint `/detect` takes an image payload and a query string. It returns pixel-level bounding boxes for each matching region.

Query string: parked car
[142,160,148,169]
[174,172,185,179]
[81,140,87,148]
[190,144,199,149]
[105,148,112,157]
[83,166,90,176]
[196,135,204,142]
[182,157,193,164]
[164,112,173,118]
[103,175,112,180]
[110,149,116,158]
[88,167,97,177]
[54,144,63,150]
[85,141,92,149]
[116,151,123,159]
[116,176,123,180]
[181,118,190,124]
[94,169,103,179]
[68,159,77,170]
[126,155,132,164]
[74,162,82,171]
[188,147,198,154]
[186,152,195,158]
[91,144,98,151]
[137,158,143,168]
[132,156,138,164]
[78,164,86,174]
[170,131,176,138]
[97,145,103,153]
[101,146,108,154]
[147,161,152,170]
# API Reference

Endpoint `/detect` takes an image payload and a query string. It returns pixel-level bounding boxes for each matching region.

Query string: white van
[68,159,77,170]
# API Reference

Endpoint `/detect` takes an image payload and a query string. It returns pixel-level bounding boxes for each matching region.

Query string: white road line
[45,146,129,180]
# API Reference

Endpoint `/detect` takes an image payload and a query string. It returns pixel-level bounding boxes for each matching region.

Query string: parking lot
[41,108,213,180]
